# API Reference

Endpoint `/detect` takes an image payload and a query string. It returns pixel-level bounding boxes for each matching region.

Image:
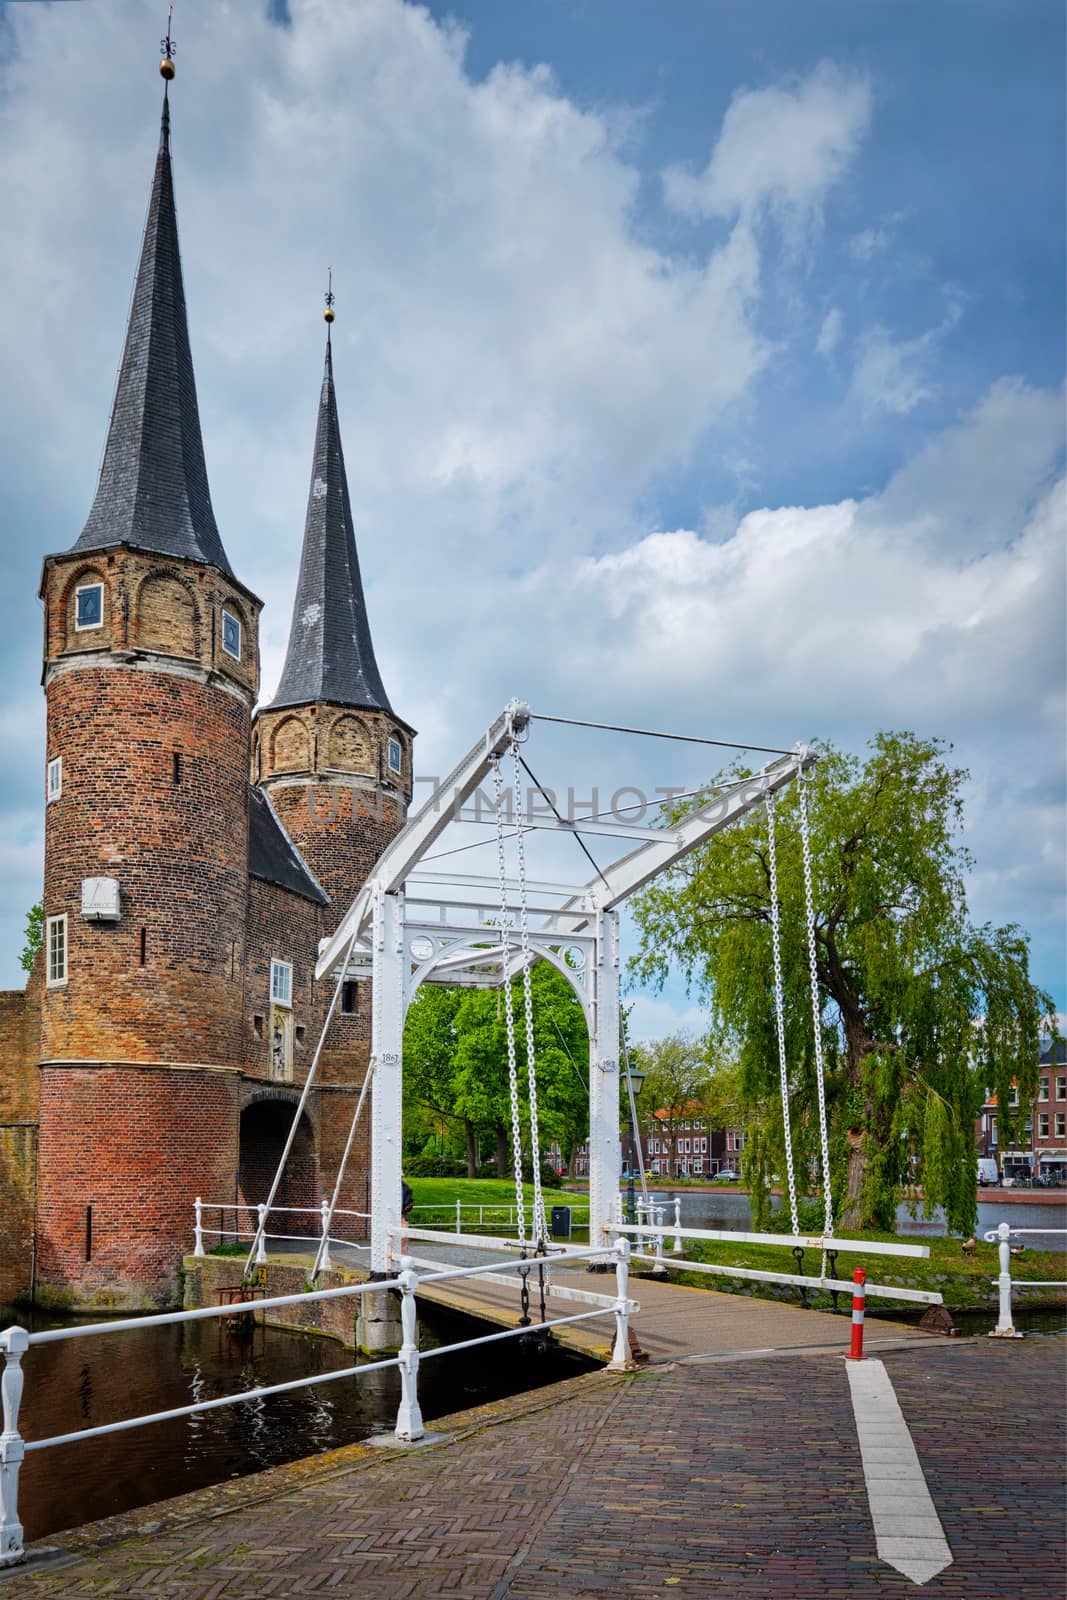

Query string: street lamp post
[624,1064,646,1226]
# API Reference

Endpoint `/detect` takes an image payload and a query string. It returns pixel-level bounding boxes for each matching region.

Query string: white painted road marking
[846,1357,953,1586]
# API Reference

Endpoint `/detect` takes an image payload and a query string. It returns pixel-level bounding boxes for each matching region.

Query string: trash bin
[550,1204,572,1239]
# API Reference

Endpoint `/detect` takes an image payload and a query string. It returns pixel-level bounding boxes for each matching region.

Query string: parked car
[977,1158,1000,1186]
[717,1168,738,1182]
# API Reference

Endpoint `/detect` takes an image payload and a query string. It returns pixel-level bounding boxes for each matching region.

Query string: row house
[976,1040,1067,1183]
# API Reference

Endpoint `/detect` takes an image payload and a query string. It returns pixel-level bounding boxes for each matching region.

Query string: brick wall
[35,1064,242,1310]
[41,664,252,1066]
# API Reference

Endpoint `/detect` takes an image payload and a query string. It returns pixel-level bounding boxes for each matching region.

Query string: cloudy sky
[0,0,1063,1033]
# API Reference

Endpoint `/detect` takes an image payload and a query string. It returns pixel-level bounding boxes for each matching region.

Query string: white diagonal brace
[316,699,530,980]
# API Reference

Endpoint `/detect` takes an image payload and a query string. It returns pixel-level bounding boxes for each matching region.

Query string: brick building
[0,80,412,1310]
[975,1041,1067,1184]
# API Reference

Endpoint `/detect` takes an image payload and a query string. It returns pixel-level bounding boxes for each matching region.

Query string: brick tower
[254,311,415,909]
[34,75,262,1308]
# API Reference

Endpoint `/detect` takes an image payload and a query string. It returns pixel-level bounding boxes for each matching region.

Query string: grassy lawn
[408,1177,582,1213]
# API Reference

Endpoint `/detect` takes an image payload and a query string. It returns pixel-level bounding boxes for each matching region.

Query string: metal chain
[798,770,834,1244]
[512,740,548,1247]
[765,792,800,1236]
[491,752,527,1247]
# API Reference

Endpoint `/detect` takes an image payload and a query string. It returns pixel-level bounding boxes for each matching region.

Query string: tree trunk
[494,1125,509,1177]
[465,1118,479,1179]
[838,1002,879,1229]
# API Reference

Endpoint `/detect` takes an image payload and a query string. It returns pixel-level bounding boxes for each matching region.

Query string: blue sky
[0,0,1063,1030]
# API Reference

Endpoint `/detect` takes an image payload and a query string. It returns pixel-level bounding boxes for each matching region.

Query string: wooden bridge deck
[407,1249,929,1364]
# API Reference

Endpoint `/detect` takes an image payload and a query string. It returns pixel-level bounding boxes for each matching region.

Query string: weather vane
[160,4,176,82]
[324,266,336,325]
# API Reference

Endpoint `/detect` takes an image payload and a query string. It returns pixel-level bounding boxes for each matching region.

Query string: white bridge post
[0,1326,28,1569]
[360,887,406,1354]
[193,1197,205,1259]
[319,1201,332,1273]
[989,1221,1022,1338]
[673,1197,683,1254]
[394,1262,425,1441]
[588,911,622,1258]
[607,1237,635,1370]
[256,1205,268,1265]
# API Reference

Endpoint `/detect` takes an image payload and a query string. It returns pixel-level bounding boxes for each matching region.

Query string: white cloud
[849,297,963,417]
[470,381,1065,975]
[816,306,844,357]
[663,61,871,236]
[625,995,710,1044]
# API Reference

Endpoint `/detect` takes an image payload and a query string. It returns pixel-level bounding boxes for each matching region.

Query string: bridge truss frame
[313,699,816,1274]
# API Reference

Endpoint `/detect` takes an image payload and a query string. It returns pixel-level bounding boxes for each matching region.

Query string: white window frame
[1057,1076,1066,1101]
[693,1159,703,1174]
[1038,1112,1049,1139]
[46,914,67,987]
[270,958,293,1008]
[1055,1112,1066,1139]
[387,736,402,775]
[221,609,242,661]
[46,756,62,803]
[74,582,104,632]
[1040,1075,1049,1100]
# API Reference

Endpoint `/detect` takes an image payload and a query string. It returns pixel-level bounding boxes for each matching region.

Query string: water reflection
[7,1302,589,1544]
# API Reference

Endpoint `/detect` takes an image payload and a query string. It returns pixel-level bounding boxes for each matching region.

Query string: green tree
[629,1033,711,1173]
[20,902,43,974]
[403,961,589,1178]
[631,732,1055,1234]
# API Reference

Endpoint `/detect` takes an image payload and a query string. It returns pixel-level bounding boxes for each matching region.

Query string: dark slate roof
[68,93,235,578]
[267,336,396,715]
[1040,1040,1066,1067]
[248,786,329,905]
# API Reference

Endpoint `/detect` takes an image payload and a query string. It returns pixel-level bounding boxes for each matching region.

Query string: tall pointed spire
[269,285,395,714]
[70,27,234,577]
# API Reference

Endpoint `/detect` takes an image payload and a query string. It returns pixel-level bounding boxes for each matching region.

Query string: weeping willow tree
[630,732,1056,1235]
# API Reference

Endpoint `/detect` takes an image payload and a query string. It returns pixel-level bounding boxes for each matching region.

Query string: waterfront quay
[5,1311,1063,1599]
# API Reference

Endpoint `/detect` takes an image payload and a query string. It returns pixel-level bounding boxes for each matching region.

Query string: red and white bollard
[848,1267,866,1360]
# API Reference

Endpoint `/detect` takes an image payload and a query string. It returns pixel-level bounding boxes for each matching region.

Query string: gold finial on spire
[160,4,176,80]
[324,266,336,325]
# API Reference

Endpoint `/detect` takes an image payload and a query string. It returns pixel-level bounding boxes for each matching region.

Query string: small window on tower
[270,959,293,1008]
[341,980,358,1015]
[46,914,67,986]
[75,583,104,632]
[46,756,62,803]
[253,1014,264,1040]
[387,737,402,775]
[222,609,242,660]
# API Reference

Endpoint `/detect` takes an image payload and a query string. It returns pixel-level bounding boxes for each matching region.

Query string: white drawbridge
[243,700,815,1281]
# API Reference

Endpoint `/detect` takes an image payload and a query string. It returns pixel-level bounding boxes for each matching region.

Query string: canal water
[653,1187,1067,1249]
[5,1300,591,1545]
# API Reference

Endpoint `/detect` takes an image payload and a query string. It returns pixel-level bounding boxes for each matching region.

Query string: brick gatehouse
[0,77,413,1311]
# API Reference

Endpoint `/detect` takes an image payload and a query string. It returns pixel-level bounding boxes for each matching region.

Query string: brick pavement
[3,1338,1063,1600]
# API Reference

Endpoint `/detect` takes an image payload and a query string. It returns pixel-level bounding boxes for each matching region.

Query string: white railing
[613,1220,945,1305]
[0,1240,634,1570]
[408,1200,590,1235]
[985,1222,1067,1338]
[193,1199,370,1271]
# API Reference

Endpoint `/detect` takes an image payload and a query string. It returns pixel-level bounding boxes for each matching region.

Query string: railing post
[0,1326,29,1569]
[319,1200,332,1273]
[394,1261,425,1441]
[990,1221,1022,1338]
[673,1196,683,1253]
[847,1268,866,1360]
[253,1204,268,1266]
[193,1197,205,1259]
[455,1199,462,1235]
[652,1203,667,1275]
[607,1237,636,1371]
